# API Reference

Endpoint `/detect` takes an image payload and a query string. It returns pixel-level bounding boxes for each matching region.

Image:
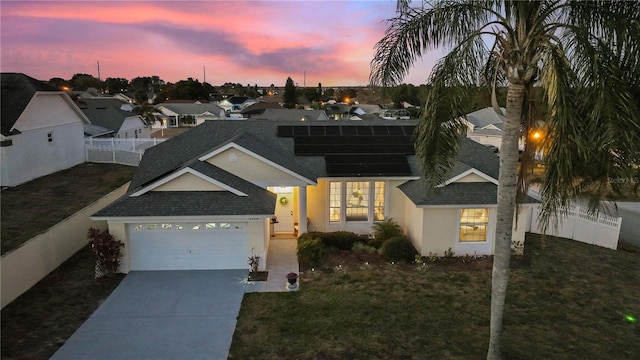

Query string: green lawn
[0,163,135,254]
[230,234,640,359]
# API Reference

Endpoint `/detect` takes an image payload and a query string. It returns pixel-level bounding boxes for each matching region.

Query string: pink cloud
[1,1,438,86]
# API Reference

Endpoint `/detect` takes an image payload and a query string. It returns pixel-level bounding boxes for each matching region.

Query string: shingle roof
[128,120,324,191]
[252,109,328,121]
[1,73,58,136]
[158,103,224,116]
[95,161,276,217]
[465,107,505,129]
[80,106,138,132]
[93,191,275,217]
[399,181,500,206]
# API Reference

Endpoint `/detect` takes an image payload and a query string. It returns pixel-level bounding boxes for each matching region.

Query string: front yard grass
[0,163,135,254]
[0,245,124,359]
[230,234,640,359]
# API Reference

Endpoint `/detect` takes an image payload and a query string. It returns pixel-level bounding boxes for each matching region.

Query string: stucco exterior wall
[205,148,304,186]
[152,173,225,191]
[306,181,327,232]
[421,208,459,255]
[1,183,128,309]
[403,198,424,253]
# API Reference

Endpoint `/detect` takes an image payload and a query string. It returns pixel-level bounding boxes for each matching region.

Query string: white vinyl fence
[528,204,622,250]
[85,138,165,166]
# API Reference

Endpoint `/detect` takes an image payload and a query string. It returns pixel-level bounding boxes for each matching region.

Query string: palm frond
[370,0,494,87]
[415,37,489,187]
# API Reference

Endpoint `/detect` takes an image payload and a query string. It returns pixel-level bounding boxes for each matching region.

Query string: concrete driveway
[51,270,254,360]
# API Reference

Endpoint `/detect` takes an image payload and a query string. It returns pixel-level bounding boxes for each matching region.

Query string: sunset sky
[1,1,444,87]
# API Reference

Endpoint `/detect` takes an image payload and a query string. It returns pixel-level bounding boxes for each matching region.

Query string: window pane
[329,181,341,222]
[459,208,489,242]
[161,223,172,230]
[205,223,217,229]
[374,181,386,221]
[346,181,369,221]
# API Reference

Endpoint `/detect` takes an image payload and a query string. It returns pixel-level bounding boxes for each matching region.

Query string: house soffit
[198,142,316,185]
[130,167,248,197]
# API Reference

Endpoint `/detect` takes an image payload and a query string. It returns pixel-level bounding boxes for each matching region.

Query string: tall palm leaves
[371,1,640,359]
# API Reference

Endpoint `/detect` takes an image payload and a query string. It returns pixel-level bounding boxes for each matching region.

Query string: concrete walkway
[248,235,300,292]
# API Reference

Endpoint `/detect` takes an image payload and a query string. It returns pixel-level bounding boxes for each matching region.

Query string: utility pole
[303,71,306,88]
[97,61,101,81]
[203,66,206,84]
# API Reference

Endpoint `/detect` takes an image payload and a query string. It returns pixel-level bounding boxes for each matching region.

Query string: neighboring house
[217,96,257,113]
[352,104,384,115]
[350,113,387,121]
[93,120,534,273]
[1,73,89,187]
[156,103,226,127]
[462,107,505,150]
[252,109,329,121]
[79,99,150,139]
[325,103,350,120]
[241,102,283,118]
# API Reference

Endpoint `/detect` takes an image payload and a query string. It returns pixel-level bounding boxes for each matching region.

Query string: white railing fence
[528,204,622,250]
[85,138,166,166]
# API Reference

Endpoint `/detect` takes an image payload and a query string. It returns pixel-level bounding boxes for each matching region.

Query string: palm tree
[370,1,640,358]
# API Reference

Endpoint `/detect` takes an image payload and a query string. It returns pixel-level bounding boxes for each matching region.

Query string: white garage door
[128,222,249,270]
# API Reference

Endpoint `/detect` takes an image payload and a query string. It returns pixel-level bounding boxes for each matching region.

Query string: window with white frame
[329,180,386,222]
[459,208,489,242]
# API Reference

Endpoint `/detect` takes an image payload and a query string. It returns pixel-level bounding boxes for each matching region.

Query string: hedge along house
[93,120,534,273]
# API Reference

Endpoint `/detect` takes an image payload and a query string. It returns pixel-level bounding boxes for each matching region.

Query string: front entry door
[274,190,294,234]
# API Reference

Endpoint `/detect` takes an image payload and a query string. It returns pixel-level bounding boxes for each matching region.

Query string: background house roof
[1,73,58,136]
[80,105,142,133]
[158,103,224,116]
[465,107,505,129]
[251,109,328,121]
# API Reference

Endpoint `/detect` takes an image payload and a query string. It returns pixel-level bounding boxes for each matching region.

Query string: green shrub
[297,235,329,267]
[367,237,385,249]
[352,242,378,254]
[379,236,417,263]
[371,218,403,243]
[319,231,361,250]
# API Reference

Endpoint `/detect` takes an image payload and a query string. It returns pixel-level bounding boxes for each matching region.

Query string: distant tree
[336,88,358,103]
[130,77,153,92]
[48,77,69,90]
[134,89,148,104]
[103,77,129,94]
[70,73,102,89]
[317,83,323,98]
[283,77,297,108]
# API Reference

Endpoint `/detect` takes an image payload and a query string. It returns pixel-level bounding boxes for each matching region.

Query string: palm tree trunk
[487,83,525,360]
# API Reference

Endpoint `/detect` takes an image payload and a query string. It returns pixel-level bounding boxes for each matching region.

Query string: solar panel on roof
[277,126,294,137]
[309,126,325,136]
[325,126,341,135]
[341,126,357,135]
[356,126,373,136]
[293,126,309,136]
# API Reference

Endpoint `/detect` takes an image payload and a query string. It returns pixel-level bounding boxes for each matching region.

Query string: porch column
[297,186,308,235]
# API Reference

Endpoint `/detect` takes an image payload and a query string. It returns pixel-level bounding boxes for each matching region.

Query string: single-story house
[79,99,150,139]
[93,120,533,273]
[1,73,89,187]
[463,107,505,150]
[217,96,257,113]
[155,103,226,127]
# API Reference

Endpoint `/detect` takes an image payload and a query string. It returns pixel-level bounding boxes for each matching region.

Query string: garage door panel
[128,223,249,271]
